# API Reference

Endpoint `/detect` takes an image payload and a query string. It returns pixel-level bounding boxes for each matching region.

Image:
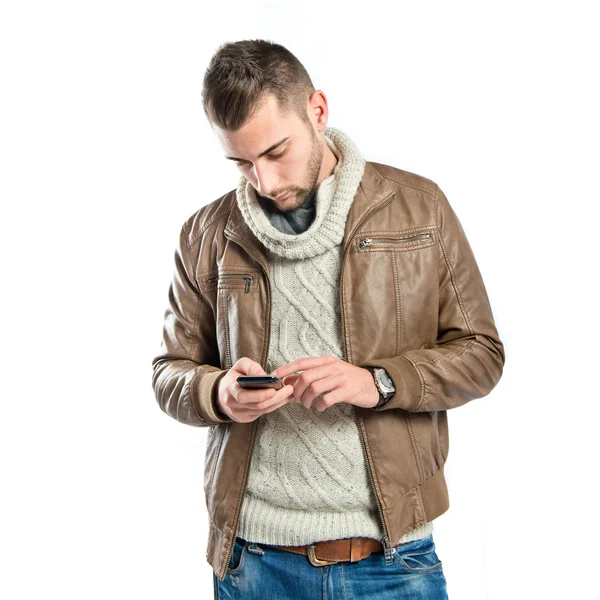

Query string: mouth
[274,192,291,201]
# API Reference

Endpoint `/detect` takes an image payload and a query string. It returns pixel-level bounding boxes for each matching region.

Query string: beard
[264,125,324,213]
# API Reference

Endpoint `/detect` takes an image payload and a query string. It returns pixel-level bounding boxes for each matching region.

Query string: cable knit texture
[235,126,434,546]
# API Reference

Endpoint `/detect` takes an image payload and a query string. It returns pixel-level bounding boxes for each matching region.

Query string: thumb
[234,357,267,376]
[282,374,300,386]
[247,361,267,376]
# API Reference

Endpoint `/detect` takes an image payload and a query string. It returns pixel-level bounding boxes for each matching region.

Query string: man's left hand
[271,355,379,411]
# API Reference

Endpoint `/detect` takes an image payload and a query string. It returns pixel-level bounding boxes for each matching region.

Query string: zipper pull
[243,275,253,293]
[356,238,373,250]
[381,534,395,563]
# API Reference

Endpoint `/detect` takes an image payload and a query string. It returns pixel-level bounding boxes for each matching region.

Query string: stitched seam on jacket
[391,252,403,355]
[187,276,203,360]
[403,354,427,411]
[180,219,206,312]
[368,163,437,198]
[383,463,444,510]
[366,162,394,194]
[355,409,387,524]
[429,339,477,365]
[186,370,206,425]
[342,262,353,363]
[414,486,426,527]
[219,291,232,369]
[224,421,258,577]
[187,210,231,249]
[435,185,474,335]
[261,276,270,367]
[178,222,207,425]
[404,413,425,483]
[208,518,230,541]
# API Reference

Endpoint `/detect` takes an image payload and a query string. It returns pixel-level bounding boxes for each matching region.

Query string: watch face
[376,369,395,394]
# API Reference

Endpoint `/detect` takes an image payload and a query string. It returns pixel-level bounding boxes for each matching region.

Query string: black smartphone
[236,375,284,390]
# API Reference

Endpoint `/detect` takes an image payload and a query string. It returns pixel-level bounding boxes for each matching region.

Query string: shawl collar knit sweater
[234,126,433,546]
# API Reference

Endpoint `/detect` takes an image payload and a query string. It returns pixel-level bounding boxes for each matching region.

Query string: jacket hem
[382,465,450,544]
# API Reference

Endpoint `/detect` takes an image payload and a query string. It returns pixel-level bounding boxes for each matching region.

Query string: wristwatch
[366,367,395,408]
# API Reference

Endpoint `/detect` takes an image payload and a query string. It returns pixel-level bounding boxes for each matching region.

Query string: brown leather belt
[271,536,384,567]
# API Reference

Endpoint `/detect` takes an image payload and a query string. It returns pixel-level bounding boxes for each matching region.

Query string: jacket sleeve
[360,185,505,412]
[151,223,233,426]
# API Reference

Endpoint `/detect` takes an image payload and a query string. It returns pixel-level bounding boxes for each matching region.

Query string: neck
[316,139,339,187]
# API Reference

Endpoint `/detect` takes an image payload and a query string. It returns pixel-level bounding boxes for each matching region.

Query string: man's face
[213,93,324,212]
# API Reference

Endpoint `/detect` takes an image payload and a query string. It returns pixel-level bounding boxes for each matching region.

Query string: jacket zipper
[207,273,254,293]
[218,193,400,572]
[220,232,270,579]
[356,232,431,251]
[340,192,397,554]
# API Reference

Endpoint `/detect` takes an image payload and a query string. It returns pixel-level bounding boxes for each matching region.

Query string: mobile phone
[236,375,284,390]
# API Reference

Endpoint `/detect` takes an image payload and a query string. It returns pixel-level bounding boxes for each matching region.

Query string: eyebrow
[225,135,291,162]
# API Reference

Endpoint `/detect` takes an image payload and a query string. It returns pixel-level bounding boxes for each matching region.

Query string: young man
[151,39,505,599]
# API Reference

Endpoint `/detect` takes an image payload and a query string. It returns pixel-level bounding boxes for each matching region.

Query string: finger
[235,357,268,376]
[243,385,295,412]
[271,355,337,379]
[238,392,293,422]
[281,373,301,387]
[234,388,292,423]
[314,388,343,412]
[293,365,340,405]
[235,386,281,405]
[262,394,294,414]
[301,376,344,409]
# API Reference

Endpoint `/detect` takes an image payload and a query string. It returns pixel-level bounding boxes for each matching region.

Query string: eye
[234,149,286,169]
[268,150,286,160]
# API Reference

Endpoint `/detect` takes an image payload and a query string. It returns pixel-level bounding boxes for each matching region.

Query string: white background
[1,1,598,598]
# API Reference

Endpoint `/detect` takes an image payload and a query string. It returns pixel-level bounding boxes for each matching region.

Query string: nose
[253,162,279,198]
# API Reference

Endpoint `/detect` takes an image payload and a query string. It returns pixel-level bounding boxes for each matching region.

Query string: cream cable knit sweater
[234,126,433,546]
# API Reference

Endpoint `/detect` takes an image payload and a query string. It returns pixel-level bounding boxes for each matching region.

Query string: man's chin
[279,201,301,212]
[256,189,306,212]
[275,193,304,212]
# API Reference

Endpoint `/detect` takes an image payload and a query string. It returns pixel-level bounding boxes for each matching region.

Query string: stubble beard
[272,126,324,213]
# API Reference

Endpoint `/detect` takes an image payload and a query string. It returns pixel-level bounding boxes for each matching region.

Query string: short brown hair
[202,39,315,131]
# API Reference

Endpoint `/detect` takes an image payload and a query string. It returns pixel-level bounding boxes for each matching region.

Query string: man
[151,39,505,599]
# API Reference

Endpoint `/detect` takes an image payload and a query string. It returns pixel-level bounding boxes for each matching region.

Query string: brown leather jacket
[151,161,505,581]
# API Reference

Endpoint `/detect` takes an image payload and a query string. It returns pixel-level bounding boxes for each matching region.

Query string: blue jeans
[213,533,448,599]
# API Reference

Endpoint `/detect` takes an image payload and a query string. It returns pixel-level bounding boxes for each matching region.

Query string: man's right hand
[214,357,295,423]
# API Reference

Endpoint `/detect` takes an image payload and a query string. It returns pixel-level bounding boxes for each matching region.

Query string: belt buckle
[307,543,339,567]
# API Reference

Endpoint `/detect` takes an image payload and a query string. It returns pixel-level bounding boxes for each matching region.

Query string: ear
[307,89,329,132]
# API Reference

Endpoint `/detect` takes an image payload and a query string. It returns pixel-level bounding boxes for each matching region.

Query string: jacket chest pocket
[203,270,267,370]
[347,226,439,360]
[206,273,254,293]
[355,230,436,252]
